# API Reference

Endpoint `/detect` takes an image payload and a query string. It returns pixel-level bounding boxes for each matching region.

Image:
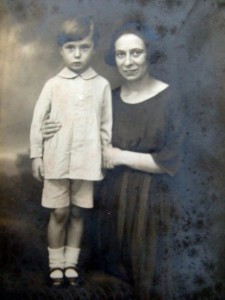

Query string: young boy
[30,16,112,287]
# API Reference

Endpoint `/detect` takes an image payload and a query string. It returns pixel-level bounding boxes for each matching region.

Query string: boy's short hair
[57,16,99,46]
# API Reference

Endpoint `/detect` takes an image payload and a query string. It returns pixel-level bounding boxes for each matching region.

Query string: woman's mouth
[123,69,138,74]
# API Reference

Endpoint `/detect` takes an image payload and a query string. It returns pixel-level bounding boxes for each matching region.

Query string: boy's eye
[131,49,144,57]
[65,45,75,50]
[115,51,125,59]
[80,44,91,51]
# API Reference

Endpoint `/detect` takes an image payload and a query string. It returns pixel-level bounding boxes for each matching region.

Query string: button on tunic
[30,67,112,180]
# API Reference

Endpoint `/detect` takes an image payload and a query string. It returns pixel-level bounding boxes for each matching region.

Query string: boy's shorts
[42,179,93,209]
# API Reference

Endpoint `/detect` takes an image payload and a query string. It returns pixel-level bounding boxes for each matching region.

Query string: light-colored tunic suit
[30,67,112,181]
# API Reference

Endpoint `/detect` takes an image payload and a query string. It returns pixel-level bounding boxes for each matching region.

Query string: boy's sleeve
[30,81,52,158]
[100,82,113,150]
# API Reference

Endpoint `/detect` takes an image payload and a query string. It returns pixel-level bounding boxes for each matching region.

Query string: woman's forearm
[116,150,164,174]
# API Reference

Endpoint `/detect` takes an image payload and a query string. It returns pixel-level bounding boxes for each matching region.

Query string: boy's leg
[65,180,93,280]
[43,179,70,248]
[48,247,64,281]
[48,207,69,248]
[42,179,70,284]
[64,205,82,279]
[47,207,69,283]
[66,205,84,248]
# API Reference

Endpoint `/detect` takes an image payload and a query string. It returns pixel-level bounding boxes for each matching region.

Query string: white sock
[48,247,64,279]
[64,246,80,278]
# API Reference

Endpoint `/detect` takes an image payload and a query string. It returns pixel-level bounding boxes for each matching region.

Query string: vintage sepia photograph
[1,0,225,299]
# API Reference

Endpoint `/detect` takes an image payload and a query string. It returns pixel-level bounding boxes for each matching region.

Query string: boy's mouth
[73,62,81,65]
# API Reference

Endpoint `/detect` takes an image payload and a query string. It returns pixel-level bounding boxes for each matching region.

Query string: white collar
[57,67,98,80]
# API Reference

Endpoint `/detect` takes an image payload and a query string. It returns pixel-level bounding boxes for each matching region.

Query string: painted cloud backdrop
[1,0,199,158]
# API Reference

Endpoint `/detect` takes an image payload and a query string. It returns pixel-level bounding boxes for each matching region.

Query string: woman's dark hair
[57,16,99,47]
[105,20,162,66]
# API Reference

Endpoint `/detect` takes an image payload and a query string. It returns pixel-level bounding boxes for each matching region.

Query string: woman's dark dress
[95,87,182,300]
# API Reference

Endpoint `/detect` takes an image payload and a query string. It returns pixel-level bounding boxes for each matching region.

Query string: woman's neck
[120,75,169,104]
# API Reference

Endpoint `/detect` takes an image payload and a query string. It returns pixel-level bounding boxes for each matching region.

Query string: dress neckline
[116,85,170,106]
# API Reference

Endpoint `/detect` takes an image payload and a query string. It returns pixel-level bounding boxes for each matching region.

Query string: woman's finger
[42,127,60,134]
[43,119,61,125]
[42,123,61,128]
[42,123,61,129]
[43,133,55,139]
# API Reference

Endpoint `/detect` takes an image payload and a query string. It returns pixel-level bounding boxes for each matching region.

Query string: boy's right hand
[32,158,44,182]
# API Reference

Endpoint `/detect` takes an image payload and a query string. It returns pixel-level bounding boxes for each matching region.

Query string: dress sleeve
[100,82,113,150]
[152,97,184,176]
[30,80,52,158]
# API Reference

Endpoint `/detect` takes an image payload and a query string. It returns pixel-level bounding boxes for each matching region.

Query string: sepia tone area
[1,0,225,299]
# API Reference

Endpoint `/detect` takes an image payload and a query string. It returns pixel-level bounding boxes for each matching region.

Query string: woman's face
[115,33,149,82]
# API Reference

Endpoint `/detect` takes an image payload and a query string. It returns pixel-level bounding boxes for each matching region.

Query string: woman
[42,20,183,299]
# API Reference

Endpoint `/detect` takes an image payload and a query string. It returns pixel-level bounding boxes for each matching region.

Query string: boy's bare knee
[51,207,69,223]
[70,205,82,218]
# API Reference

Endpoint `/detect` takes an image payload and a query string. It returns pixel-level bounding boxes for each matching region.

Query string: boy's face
[60,35,95,73]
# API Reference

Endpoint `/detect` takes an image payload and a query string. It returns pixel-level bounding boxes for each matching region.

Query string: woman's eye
[116,52,125,59]
[131,50,144,57]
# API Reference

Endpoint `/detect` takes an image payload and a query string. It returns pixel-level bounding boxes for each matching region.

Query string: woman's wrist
[115,150,130,166]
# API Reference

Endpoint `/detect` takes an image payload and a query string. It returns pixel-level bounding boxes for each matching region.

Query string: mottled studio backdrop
[1,0,225,298]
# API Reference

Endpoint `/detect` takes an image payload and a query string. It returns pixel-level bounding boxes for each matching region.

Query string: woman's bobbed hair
[105,20,162,66]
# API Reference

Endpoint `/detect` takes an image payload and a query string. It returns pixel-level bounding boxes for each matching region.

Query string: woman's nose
[124,54,132,66]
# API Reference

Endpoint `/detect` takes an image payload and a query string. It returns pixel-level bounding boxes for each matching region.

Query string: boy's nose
[74,48,81,58]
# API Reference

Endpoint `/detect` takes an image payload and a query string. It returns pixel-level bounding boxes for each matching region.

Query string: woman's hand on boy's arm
[41,119,61,140]
[32,158,44,181]
[102,145,124,169]
[102,145,114,169]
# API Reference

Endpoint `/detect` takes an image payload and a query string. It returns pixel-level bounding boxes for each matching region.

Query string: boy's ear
[59,46,63,56]
[91,43,96,55]
[92,47,96,55]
